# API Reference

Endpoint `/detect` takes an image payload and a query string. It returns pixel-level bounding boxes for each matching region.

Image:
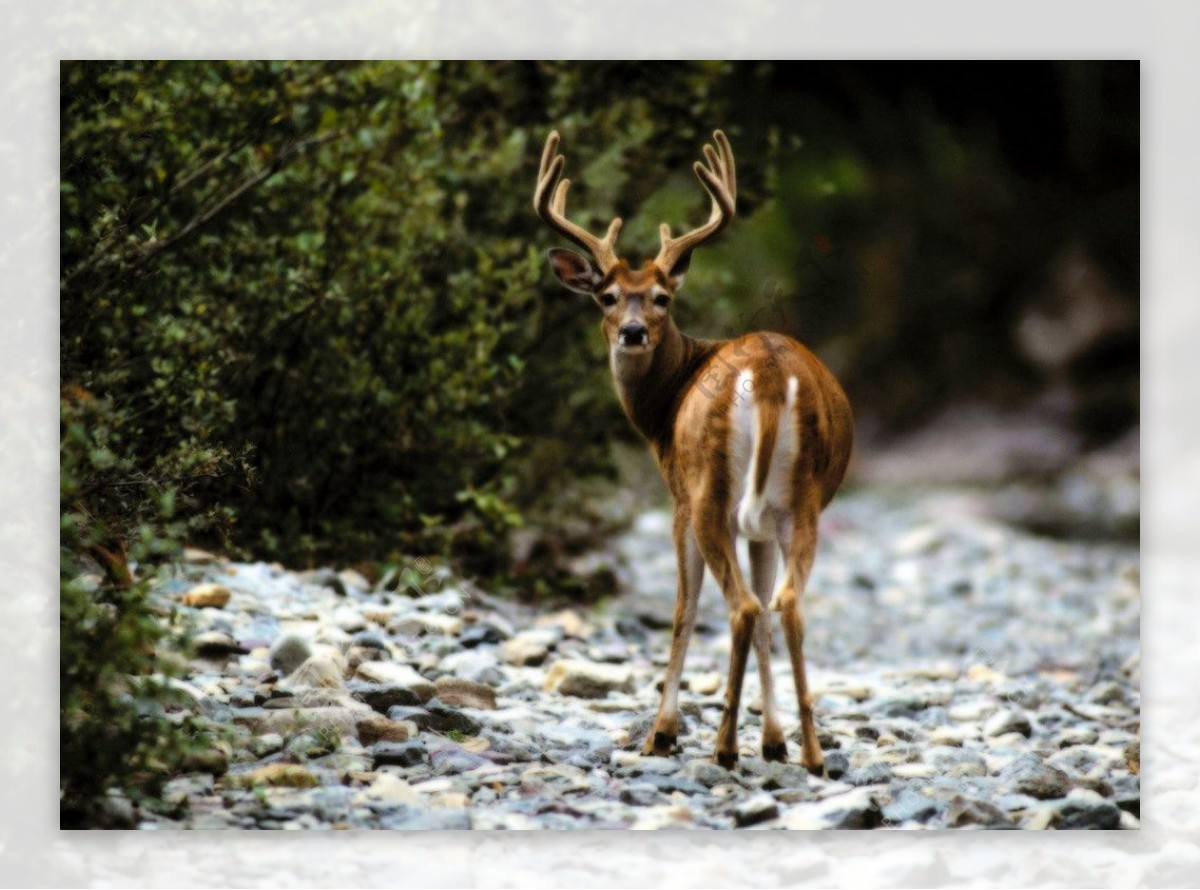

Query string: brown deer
[534,130,853,772]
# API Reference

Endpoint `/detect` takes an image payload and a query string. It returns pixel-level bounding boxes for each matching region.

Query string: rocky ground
[133,487,1139,831]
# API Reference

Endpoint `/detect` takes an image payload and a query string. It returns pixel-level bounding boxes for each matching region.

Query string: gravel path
[139,488,1139,830]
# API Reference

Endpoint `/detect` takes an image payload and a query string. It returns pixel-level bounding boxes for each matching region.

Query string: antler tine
[654,129,738,273]
[533,130,623,273]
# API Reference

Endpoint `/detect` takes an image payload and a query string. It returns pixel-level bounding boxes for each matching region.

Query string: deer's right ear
[547,248,601,295]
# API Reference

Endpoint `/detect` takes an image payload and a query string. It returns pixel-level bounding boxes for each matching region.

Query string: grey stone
[681,759,734,788]
[430,744,490,775]
[732,793,779,827]
[385,700,480,735]
[269,633,313,677]
[251,733,285,758]
[459,624,504,648]
[617,756,680,777]
[351,631,389,652]
[779,788,883,829]
[998,754,1071,800]
[1056,789,1122,830]
[620,783,666,806]
[193,631,247,658]
[881,788,943,824]
[370,739,429,768]
[946,794,1013,827]
[743,759,810,791]
[844,762,893,787]
[544,659,635,698]
[984,709,1033,738]
[285,729,339,760]
[348,681,427,712]
[378,805,471,830]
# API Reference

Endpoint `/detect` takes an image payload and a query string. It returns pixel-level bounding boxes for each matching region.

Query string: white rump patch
[733,375,799,542]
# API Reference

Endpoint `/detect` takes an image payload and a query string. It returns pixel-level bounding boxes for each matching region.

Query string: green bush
[60,430,208,826]
[61,61,730,572]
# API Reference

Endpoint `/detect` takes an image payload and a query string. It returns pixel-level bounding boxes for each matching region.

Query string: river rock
[226,763,319,789]
[946,794,1013,827]
[183,583,232,609]
[434,677,497,710]
[269,633,313,677]
[353,661,436,701]
[984,709,1033,738]
[544,659,634,698]
[778,788,882,830]
[356,713,413,745]
[193,631,247,658]
[370,739,429,768]
[284,652,345,689]
[998,754,1071,800]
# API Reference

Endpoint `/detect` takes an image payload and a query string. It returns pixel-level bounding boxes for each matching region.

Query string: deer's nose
[618,323,649,347]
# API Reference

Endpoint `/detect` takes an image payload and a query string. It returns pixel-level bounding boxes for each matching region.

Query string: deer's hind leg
[774,500,824,775]
[692,506,761,769]
[643,504,705,756]
[748,539,787,762]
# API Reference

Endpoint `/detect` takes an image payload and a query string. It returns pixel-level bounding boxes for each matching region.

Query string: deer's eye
[653,293,671,308]
[601,293,618,308]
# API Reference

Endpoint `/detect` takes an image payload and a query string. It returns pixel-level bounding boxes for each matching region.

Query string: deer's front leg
[643,508,704,756]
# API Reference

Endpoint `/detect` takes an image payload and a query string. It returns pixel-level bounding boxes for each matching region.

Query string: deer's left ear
[548,248,602,295]
[666,251,691,291]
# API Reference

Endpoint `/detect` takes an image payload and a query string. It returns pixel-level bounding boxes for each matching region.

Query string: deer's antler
[534,131,623,274]
[653,130,737,273]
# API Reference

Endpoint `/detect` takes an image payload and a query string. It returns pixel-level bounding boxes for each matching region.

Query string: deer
[534,129,853,773]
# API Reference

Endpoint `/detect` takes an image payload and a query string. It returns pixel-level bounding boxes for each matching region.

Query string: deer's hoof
[643,731,677,756]
[762,741,789,763]
[715,750,739,770]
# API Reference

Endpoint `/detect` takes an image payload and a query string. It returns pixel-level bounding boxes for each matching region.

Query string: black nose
[618,323,649,346]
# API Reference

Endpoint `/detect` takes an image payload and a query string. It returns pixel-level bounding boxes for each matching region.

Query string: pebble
[433,677,497,710]
[284,653,345,689]
[192,631,248,658]
[183,583,232,609]
[844,762,894,787]
[356,714,412,746]
[1056,788,1122,830]
[998,754,1071,800]
[688,672,722,695]
[946,794,1012,828]
[984,709,1033,738]
[225,763,319,789]
[269,633,313,677]
[543,659,635,698]
[778,788,882,830]
[353,661,436,701]
[348,681,430,711]
[370,739,429,768]
[502,632,553,666]
[732,793,779,827]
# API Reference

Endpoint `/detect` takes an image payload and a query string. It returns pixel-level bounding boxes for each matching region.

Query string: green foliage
[60,457,213,826]
[61,61,730,571]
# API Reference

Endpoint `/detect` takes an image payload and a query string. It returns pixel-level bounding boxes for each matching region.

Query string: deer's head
[535,130,737,357]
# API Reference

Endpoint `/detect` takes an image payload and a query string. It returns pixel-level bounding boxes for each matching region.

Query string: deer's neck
[609,319,722,458]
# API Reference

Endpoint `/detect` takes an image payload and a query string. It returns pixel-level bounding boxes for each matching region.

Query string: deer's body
[536,131,853,772]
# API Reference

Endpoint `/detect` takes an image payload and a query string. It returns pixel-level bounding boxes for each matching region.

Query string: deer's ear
[666,251,691,291]
[548,248,601,295]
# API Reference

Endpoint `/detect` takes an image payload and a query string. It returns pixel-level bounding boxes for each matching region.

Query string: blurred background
[61,60,1139,594]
